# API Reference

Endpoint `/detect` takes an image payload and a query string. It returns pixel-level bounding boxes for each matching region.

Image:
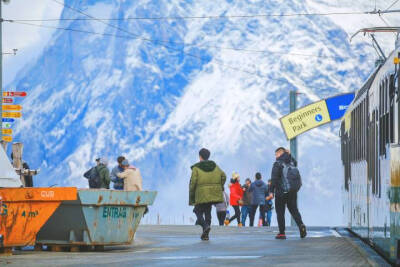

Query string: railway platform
[0,225,390,266]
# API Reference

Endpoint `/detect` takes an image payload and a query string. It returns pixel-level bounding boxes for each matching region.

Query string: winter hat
[232,172,240,180]
[199,148,210,160]
[121,160,129,166]
[99,158,108,165]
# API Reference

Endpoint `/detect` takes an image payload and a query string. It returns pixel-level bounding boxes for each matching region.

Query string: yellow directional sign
[2,112,21,118]
[2,129,12,135]
[2,136,12,142]
[2,105,22,111]
[280,100,331,140]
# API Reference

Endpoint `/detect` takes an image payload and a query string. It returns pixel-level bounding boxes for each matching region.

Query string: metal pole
[289,91,297,227]
[0,1,3,144]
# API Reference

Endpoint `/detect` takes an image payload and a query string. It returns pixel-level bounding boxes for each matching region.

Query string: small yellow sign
[2,135,12,142]
[344,111,351,133]
[280,100,331,140]
[2,105,22,111]
[2,112,21,118]
[2,129,12,135]
[394,57,400,65]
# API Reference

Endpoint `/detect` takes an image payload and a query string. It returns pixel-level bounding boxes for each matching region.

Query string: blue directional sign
[2,118,15,123]
[325,93,355,121]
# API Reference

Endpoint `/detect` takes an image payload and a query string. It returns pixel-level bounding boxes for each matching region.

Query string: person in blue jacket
[110,156,125,190]
[249,172,268,226]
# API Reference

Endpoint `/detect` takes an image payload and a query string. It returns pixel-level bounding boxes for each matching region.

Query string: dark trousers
[275,192,304,234]
[194,203,212,230]
[249,205,266,226]
[229,205,241,224]
[217,211,226,226]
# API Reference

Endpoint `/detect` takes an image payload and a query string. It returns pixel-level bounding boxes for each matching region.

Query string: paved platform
[0,225,389,266]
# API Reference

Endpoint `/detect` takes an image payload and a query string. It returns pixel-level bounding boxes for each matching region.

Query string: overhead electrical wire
[5,0,369,83]
[385,0,400,11]
[5,11,373,22]
[42,0,289,83]
[8,20,346,60]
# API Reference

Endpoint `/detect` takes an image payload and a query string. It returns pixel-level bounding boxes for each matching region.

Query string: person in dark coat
[270,147,306,239]
[249,172,268,226]
[11,152,33,187]
[241,178,252,226]
[265,179,274,226]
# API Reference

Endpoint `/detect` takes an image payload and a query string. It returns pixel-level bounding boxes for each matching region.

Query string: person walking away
[226,172,244,226]
[265,179,274,226]
[249,172,267,226]
[83,158,102,188]
[117,160,143,191]
[111,156,125,190]
[96,158,111,189]
[270,147,306,239]
[189,148,226,240]
[241,178,252,226]
[215,189,229,226]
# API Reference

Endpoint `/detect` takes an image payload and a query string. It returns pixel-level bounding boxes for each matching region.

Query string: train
[341,28,400,265]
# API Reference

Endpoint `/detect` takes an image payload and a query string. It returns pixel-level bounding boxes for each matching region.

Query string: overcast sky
[3,0,63,85]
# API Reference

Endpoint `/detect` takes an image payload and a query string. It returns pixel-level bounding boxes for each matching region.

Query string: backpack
[83,167,101,188]
[281,162,302,193]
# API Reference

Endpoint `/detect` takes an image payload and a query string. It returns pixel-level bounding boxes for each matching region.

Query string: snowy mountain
[5,0,400,226]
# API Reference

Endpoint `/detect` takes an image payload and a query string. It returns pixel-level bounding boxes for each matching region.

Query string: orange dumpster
[0,187,77,248]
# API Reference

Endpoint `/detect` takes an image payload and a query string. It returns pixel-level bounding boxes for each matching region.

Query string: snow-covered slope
[6,0,400,225]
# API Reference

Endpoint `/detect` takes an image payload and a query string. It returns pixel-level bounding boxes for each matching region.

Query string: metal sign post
[0,1,3,144]
[289,91,297,227]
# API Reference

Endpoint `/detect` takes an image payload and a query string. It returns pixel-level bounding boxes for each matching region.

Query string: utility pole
[289,91,298,227]
[0,1,3,145]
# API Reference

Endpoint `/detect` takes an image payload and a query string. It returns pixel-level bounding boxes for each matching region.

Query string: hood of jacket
[254,179,265,187]
[277,152,292,164]
[191,160,217,172]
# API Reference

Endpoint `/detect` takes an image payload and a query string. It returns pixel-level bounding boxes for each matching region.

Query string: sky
[3,0,63,85]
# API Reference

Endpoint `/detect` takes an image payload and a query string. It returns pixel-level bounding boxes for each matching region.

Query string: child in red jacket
[225,172,244,226]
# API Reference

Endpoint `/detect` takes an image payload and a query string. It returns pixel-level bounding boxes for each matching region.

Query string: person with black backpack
[83,158,110,189]
[269,147,306,240]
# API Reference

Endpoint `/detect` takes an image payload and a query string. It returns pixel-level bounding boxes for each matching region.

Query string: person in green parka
[189,148,226,241]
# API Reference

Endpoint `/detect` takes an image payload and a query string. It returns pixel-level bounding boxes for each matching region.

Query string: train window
[356,106,359,161]
[371,111,376,194]
[398,77,400,143]
[390,74,395,143]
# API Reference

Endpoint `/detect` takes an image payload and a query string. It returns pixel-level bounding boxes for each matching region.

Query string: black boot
[201,225,211,241]
[300,224,307,238]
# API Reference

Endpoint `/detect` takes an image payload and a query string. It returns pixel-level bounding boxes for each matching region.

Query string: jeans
[229,205,241,224]
[266,209,272,226]
[216,211,226,226]
[250,205,266,226]
[275,192,304,234]
[241,206,251,226]
[193,203,212,230]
